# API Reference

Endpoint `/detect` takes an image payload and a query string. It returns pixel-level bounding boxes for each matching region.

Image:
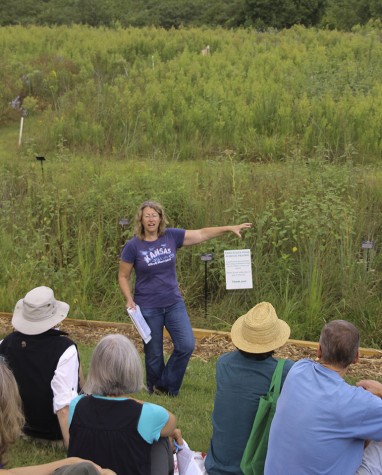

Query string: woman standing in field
[118,200,251,396]
[0,358,115,475]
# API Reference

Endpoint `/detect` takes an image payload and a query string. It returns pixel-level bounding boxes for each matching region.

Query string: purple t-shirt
[120,228,185,308]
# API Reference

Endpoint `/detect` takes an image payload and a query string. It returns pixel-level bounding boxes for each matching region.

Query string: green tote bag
[240,359,286,475]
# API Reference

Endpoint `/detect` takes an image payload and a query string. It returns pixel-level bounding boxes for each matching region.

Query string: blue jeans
[140,301,195,396]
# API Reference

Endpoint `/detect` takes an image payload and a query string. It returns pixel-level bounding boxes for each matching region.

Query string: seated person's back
[0,286,80,444]
[205,302,294,475]
[68,334,180,475]
[265,320,382,475]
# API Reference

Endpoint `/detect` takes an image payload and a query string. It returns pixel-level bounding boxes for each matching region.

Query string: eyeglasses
[143,214,159,219]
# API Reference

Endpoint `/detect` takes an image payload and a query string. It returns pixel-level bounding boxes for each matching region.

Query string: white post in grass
[18,116,24,146]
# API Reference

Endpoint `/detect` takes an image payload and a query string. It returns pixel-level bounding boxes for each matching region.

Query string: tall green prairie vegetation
[1,140,382,346]
[1,26,382,347]
[2,25,382,161]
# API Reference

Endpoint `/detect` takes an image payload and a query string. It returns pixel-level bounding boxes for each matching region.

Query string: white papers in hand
[176,440,205,475]
[126,305,152,344]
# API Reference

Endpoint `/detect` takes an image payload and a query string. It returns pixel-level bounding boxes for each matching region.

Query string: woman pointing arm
[118,200,251,396]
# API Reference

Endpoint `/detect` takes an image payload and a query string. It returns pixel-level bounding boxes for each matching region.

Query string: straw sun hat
[231,302,290,353]
[12,286,70,336]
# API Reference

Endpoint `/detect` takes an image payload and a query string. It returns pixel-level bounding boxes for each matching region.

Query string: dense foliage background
[1,25,382,347]
[3,25,382,162]
[1,0,382,30]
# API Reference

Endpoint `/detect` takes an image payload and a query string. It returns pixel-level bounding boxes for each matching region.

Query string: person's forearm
[78,364,85,390]
[1,458,90,475]
[56,405,69,449]
[118,262,135,307]
[197,226,231,242]
[184,223,252,246]
[356,379,382,397]
[160,412,177,437]
[118,275,132,301]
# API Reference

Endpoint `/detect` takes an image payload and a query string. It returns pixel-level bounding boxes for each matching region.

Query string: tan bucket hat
[12,286,70,335]
[231,302,290,353]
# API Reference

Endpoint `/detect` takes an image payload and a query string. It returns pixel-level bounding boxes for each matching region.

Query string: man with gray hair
[0,286,81,448]
[265,320,382,475]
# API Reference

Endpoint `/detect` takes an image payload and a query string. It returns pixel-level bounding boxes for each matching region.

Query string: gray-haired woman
[67,334,182,475]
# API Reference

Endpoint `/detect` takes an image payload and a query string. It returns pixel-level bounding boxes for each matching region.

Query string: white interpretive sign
[224,249,253,290]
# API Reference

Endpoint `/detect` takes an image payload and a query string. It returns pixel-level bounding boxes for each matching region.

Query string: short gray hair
[319,320,360,369]
[83,334,145,396]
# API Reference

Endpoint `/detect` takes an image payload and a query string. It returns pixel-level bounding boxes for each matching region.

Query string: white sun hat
[12,286,70,335]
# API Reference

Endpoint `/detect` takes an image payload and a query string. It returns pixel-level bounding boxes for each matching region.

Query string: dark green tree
[201,0,247,27]
[77,0,114,26]
[369,0,382,18]
[38,0,80,24]
[243,0,326,29]
[0,0,44,25]
[321,0,372,30]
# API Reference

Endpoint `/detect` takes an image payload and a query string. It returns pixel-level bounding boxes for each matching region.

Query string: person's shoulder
[292,358,312,366]
[123,236,139,247]
[166,228,185,235]
[141,401,168,417]
[217,351,236,362]
[277,358,310,376]
[165,228,186,237]
[0,331,15,344]
[55,330,76,343]
[71,394,85,405]
[216,351,239,368]
[283,358,296,370]
[53,333,79,353]
[164,228,185,245]
[60,338,78,350]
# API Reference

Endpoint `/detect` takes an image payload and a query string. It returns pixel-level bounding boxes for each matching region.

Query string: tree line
[1,0,381,31]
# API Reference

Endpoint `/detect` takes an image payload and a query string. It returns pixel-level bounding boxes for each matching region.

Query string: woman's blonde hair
[134,200,168,240]
[83,334,145,396]
[0,359,25,465]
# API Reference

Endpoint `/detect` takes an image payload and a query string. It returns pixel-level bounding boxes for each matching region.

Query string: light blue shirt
[69,395,168,444]
[265,359,382,475]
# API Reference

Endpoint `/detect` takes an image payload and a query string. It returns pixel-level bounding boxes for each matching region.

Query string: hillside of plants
[1,25,382,347]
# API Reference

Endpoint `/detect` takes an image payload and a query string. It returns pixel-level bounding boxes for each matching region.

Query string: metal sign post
[361,240,375,272]
[36,156,45,179]
[200,253,214,318]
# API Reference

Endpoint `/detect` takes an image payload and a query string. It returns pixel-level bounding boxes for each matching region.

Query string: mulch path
[1,316,382,380]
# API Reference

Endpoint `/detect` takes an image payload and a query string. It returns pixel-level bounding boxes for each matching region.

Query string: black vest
[0,329,78,440]
[68,396,151,475]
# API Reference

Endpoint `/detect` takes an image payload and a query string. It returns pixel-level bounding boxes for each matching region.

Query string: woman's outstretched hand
[230,223,252,238]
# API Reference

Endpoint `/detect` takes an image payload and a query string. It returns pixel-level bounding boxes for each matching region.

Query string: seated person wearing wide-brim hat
[205,302,294,475]
[0,286,81,447]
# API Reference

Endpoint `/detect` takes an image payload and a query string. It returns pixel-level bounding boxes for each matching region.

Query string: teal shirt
[205,351,294,475]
